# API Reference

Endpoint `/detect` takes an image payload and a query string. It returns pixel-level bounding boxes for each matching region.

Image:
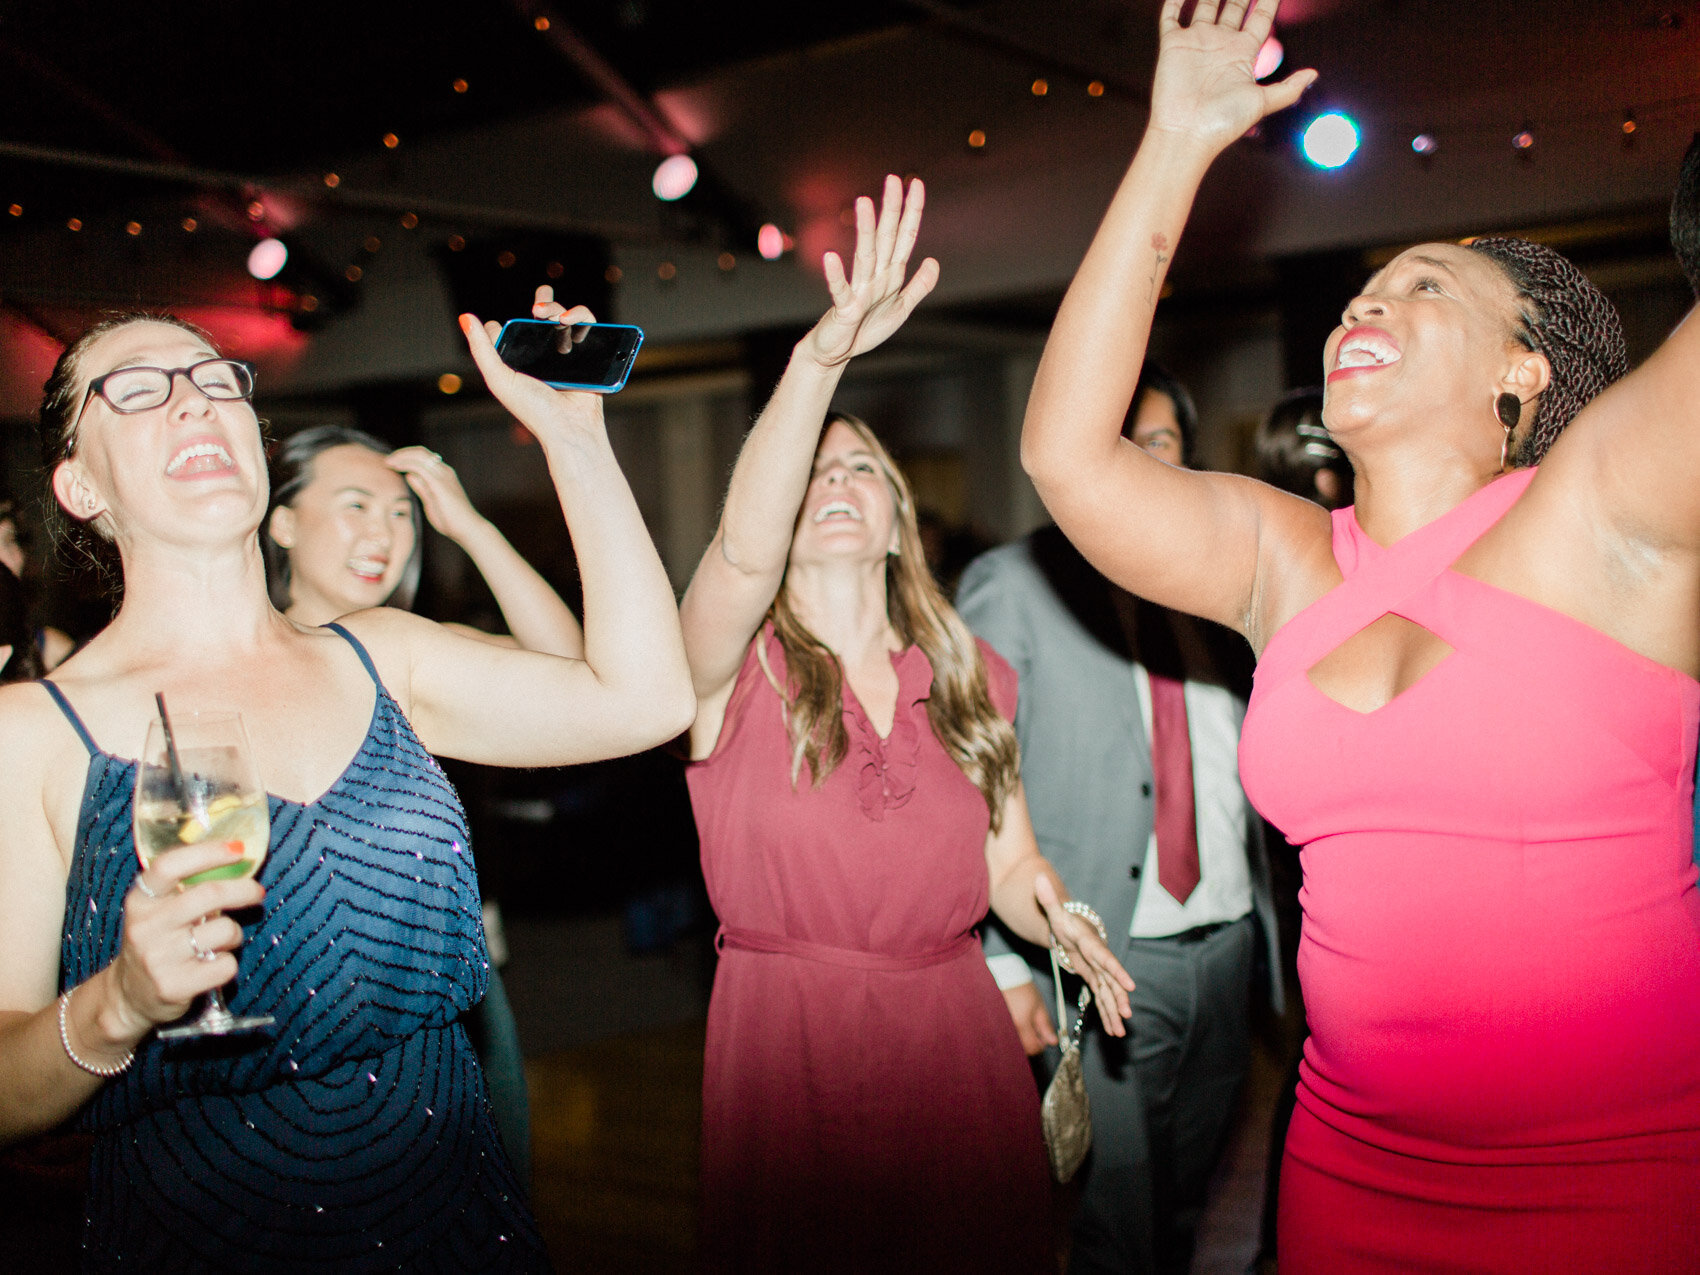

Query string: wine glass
[134,708,274,1039]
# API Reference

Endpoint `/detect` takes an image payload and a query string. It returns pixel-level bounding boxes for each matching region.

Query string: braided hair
[1464,237,1628,466]
[1671,132,1700,298]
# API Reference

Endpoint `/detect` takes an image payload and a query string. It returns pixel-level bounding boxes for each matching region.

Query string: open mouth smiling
[1331,327,1402,379]
[165,441,235,477]
[814,500,861,524]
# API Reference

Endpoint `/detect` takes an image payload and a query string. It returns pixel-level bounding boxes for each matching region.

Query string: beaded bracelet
[1050,900,1108,976]
[58,987,134,1078]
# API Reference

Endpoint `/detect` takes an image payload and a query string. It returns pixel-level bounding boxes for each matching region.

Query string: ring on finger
[187,927,218,963]
[134,875,161,901]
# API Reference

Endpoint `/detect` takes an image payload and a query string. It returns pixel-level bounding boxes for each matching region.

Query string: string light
[544,260,564,278]
[452,78,469,94]
[1031,79,1048,96]
[7,204,21,217]
[181,217,198,233]
[718,251,736,272]
[363,235,382,253]
[66,217,82,232]
[446,234,466,251]
[496,250,516,268]
[1512,124,1535,152]
[533,15,549,30]
[967,128,987,149]
[1411,133,1438,156]
[125,221,142,236]
[323,173,340,188]
[400,212,419,229]
[438,373,462,394]
[344,264,363,282]
[657,261,677,281]
[381,132,399,149]
[1086,81,1105,97]
[604,265,623,283]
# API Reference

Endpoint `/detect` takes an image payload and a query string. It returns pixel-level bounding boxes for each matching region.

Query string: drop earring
[1495,393,1520,472]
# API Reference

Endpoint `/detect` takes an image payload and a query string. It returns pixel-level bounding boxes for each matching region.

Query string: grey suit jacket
[957,526,1283,1013]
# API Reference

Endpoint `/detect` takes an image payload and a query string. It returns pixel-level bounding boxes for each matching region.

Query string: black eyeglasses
[75,358,256,427]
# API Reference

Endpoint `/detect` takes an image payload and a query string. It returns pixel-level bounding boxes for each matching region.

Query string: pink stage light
[1254,36,1284,81]
[757,223,786,260]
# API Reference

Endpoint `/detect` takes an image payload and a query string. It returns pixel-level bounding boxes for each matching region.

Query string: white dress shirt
[1127,665,1253,937]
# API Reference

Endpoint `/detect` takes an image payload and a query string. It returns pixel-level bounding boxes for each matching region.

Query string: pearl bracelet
[58,987,134,1079]
[1050,899,1109,976]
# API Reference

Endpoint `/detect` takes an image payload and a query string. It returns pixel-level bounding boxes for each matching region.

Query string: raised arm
[679,175,938,756]
[1021,0,1320,640]
[359,298,694,767]
[387,444,584,657]
[1522,137,1700,670]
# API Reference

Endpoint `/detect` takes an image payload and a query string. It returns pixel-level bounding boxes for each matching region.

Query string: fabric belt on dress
[715,925,977,971]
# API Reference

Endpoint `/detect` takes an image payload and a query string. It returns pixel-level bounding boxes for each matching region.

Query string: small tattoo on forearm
[1148,233,1170,306]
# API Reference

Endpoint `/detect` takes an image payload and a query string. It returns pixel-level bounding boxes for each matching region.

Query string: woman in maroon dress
[681,177,1134,1272]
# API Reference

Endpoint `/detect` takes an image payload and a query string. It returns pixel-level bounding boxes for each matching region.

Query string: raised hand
[386,446,485,545]
[459,286,608,453]
[804,174,940,369]
[1149,0,1317,155]
[1035,874,1135,1035]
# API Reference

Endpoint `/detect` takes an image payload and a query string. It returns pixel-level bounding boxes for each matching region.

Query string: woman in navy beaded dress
[0,292,694,1271]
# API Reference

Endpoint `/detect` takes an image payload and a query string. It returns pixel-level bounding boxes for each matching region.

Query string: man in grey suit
[957,365,1281,1275]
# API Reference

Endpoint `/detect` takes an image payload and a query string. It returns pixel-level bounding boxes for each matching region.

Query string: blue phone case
[493,319,645,393]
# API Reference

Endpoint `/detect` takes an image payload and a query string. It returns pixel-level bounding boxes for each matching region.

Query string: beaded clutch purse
[1040,901,1107,1182]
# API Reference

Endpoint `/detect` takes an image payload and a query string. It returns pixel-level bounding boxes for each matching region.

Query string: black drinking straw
[153,691,189,804]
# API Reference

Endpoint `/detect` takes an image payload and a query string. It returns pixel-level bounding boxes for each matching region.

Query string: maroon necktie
[1149,671,1201,904]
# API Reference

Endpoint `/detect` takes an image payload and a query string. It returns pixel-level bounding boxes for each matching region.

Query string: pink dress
[1240,469,1700,1272]
[686,627,1052,1274]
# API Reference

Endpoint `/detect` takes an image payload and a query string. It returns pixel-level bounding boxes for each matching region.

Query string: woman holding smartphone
[0,298,692,1269]
[681,176,1133,1273]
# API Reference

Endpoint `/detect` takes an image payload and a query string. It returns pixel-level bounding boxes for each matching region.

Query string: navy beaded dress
[46,625,548,1272]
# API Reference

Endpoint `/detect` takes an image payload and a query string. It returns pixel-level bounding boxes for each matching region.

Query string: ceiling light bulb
[1301,112,1360,169]
[652,154,699,201]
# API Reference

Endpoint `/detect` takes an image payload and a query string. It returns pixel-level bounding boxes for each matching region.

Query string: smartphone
[493,319,645,392]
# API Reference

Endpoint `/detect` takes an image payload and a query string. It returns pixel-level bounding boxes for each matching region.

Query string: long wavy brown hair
[757,412,1020,830]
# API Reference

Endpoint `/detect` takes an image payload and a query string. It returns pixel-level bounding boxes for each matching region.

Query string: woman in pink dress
[681,177,1134,1272]
[1019,1,1700,1270]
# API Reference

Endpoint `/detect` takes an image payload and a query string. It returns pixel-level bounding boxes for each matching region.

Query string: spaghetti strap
[325,622,382,686]
[37,679,98,757]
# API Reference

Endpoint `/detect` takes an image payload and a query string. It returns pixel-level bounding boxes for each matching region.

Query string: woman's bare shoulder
[0,678,89,849]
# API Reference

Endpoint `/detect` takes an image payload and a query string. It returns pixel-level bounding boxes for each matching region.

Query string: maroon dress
[686,626,1052,1273]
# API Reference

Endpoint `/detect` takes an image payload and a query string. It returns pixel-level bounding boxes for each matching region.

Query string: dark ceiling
[0,1,926,172]
[0,0,1694,396]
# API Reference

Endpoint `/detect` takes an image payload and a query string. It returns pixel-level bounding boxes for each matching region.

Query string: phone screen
[494,320,645,392]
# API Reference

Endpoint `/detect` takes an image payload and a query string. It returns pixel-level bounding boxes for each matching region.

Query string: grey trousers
[1058,914,1255,1275]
